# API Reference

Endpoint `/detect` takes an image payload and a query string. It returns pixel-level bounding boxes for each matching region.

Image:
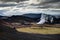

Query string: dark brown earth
[0,19,60,40]
[0,25,60,40]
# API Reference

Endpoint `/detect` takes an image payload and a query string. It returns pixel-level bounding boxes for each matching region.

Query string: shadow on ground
[0,25,60,40]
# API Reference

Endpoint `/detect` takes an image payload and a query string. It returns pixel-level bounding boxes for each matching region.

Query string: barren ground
[0,20,60,40]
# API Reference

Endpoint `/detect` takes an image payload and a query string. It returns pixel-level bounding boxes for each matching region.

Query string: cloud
[41,0,60,3]
[36,0,60,8]
[0,0,27,2]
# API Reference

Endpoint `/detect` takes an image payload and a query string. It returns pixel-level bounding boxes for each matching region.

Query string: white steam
[37,14,46,24]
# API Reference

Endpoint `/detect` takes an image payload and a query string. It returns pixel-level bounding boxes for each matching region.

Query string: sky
[0,0,60,3]
[0,0,60,16]
[0,0,60,8]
